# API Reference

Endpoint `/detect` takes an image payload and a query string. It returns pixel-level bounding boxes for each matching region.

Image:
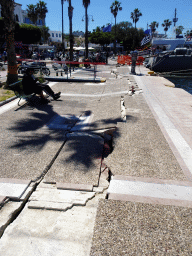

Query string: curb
[45,77,106,83]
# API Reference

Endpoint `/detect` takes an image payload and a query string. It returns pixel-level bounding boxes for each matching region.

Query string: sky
[17,0,192,37]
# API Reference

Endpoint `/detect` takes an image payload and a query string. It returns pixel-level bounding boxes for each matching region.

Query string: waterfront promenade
[0,60,192,255]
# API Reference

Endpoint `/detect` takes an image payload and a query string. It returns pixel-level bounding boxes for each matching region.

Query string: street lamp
[82,15,94,22]
[82,15,94,59]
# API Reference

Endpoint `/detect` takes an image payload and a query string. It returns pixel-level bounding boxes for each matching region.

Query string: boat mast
[173,8,178,38]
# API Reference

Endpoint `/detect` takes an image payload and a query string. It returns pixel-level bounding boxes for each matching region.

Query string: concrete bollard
[120,96,126,122]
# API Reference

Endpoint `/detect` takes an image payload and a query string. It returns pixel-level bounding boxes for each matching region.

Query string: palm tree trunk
[68,0,73,61]
[61,0,65,54]
[114,16,116,55]
[1,0,18,85]
[6,32,18,85]
[85,7,88,59]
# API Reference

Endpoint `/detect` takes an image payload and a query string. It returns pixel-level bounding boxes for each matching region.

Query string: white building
[49,31,62,43]
[0,2,45,26]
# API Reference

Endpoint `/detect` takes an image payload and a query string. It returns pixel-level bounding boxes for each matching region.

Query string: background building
[0,2,45,26]
[49,31,62,43]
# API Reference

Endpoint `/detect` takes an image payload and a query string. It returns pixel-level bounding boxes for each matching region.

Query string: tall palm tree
[82,0,90,59]
[149,21,159,38]
[64,0,74,61]
[1,0,18,85]
[110,0,122,55]
[26,4,38,25]
[36,1,48,26]
[130,8,142,29]
[61,0,65,53]
[162,19,172,36]
[36,1,48,43]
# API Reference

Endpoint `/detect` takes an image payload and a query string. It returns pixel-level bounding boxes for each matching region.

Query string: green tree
[40,26,50,43]
[111,21,132,42]
[0,0,18,85]
[36,1,48,26]
[184,30,192,38]
[15,24,41,44]
[149,21,159,38]
[26,4,38,25]
[82,0,90,59]
[110,0,122,55]
[176,25,184,36]
[162,19,172,36]
[130,8,142,29]
[89,27,112,48]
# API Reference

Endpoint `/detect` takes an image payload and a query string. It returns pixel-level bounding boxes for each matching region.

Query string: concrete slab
[0,179,30,199]
[28,187,95,211]
[56,182,93,192]
[90,199,192,255]
[108,178,192,204]
[0,193,106,256]
[44,133,104,186]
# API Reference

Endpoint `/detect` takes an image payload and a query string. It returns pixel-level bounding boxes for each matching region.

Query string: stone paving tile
[90,199,192,255]
[28,187,96,211]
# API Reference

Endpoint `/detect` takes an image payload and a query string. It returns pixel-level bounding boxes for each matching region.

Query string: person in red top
[22,67,61,103]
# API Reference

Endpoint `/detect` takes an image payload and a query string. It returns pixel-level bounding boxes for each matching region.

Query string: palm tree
[130,8,142,29]
[36,1,48,43]
[36,1,48,26]
[149,21,159,38]
[64,0,74,61]
[1,0,18,85]
[26,4,38,25]
[110,0,122,55]
[82,0,90,59]
[162,19,172,36]
[176,25,184,36]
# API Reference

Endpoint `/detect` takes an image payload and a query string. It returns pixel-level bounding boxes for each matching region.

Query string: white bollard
[120,96,126,122]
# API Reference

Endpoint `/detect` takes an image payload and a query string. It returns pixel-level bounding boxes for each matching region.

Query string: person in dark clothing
[22,68,61,103]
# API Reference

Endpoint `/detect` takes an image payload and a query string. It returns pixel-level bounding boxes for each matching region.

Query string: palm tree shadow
[8,99,138,174]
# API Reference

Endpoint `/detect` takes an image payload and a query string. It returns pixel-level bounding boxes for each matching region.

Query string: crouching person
[22,67,61,103]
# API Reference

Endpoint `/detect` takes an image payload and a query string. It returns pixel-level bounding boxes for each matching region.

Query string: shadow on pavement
[7,99,138,170]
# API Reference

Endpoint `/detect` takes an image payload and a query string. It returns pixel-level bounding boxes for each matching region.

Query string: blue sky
[18,0,192,37]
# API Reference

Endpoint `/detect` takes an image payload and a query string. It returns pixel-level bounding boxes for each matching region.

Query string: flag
[141,35,151,46]
[103,24,111,32]
[144,29,151,35]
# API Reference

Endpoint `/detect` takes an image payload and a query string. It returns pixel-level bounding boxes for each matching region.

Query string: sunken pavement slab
[44,132,104,186]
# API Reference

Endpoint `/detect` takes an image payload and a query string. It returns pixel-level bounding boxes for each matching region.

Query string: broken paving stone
[56,183,93,192]
[28,188,96,211]
[28,201,73,211]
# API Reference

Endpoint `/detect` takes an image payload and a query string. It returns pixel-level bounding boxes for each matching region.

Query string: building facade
[0,2,45,26]
[49,31,62,43]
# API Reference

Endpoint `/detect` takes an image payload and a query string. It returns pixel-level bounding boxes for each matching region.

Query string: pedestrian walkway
[0,61,192,255]
[90,64,192,255]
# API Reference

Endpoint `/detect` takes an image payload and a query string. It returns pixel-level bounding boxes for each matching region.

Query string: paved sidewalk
[0,61,192,255]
